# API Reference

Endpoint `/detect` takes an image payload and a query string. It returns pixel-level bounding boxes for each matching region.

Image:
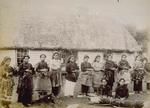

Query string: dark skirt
[104,70,115,89]
[133,80,142,91]
[17,76,33,104]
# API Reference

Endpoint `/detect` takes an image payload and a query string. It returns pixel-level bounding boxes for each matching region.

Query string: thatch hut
[0,15,141,66]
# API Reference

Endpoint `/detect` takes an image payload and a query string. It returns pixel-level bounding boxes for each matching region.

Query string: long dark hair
[52,51,61,60]
[67,55,75,63]
[1,56,11,66]
[94,55,101,62]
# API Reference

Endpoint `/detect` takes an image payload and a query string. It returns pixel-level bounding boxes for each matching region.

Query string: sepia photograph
[0,0,150,108]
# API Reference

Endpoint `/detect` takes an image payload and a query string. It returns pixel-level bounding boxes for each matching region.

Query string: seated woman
[98,78,112,97]
[115,78,129,100]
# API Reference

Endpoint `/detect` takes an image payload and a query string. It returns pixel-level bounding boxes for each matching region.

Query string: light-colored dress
[64,62,79,96]
[50,59,62,87]
[92,62,104,87]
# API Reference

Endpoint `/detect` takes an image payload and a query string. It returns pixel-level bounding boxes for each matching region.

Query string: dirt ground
[4,77,150,108]
[7,92,150,108]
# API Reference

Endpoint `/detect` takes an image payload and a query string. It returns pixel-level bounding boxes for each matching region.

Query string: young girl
[0,57,15,108]
[132,55,145,94]
[50,52,62,97]
[117,54,131,85]
[92,55,105,94]
[35,54,51,101]
[115,78,129,99]
[17,55,34,107]
[80,55,93,96]
[98,78,112,97]
[64,55,79,97]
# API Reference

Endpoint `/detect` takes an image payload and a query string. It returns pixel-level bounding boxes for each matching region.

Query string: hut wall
[0,49,16,66]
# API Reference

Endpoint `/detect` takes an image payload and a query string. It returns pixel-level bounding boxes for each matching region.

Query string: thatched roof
[0,15,141,52]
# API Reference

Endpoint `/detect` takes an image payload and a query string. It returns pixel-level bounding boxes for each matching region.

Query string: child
[35,54,52,102]
[80,55,93,96]
[50,52,62,97]
[117,54,131,85]
[115,78,129,99]
[92,55,105,94]
[98,78,112,97]
[132,55,145,94]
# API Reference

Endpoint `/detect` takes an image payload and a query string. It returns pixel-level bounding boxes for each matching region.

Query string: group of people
[0,51,149,108]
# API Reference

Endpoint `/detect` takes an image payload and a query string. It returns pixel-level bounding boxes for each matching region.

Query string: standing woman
[34,54,51,100]
[0,57,15,108]
[17,55,34,107]
[64,55,79,97]
[80,55,93,96]
[143,58,150,91]
[132,55,145,94]
[117,54,131,85]
[92,55,105,94]
[104,54,117,90]
[50,52,62,97]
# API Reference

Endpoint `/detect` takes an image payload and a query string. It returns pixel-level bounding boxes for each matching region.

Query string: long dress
[131,61,145,92]
[17,62,34,105]
[34,61,51,94]
[144,62,150,89]
[92,62,105,88]
[0,65,14,106]
[104,60,117,90]
[117,60,131,84]
[64,62,79,96]
[80,62,93,87]
[50,59,62,96]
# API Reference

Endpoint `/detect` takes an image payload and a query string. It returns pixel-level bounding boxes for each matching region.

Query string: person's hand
[120,98,125,101]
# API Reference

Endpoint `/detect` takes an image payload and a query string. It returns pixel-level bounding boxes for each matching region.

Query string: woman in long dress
[34,54,51,100]
[64,55,79,97]
[92,55,105,94]
[143,58,150,91]
[50,52,62,97]
[80,55,93,96]
[17,55,34,107]
[132,55,145,94]
[104,54,117,90]
[0,57,15,108]
[117,54,131,85]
